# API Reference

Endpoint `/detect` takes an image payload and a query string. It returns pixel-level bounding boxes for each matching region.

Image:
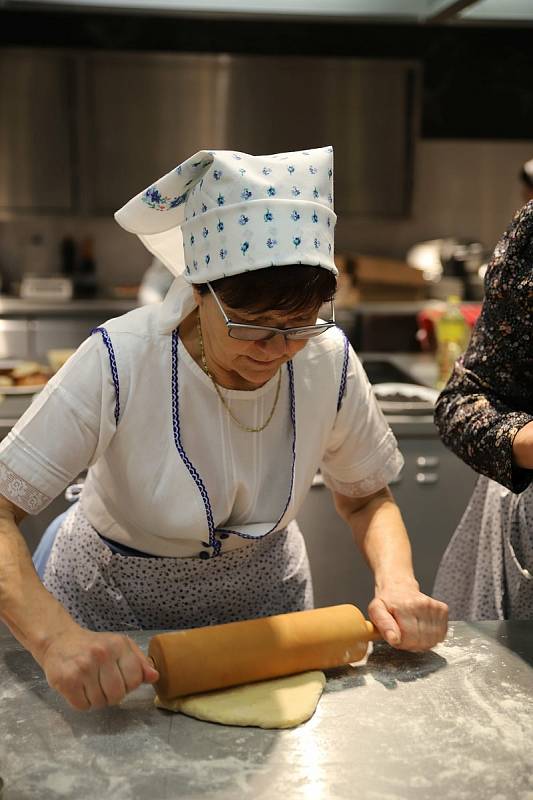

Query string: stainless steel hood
[0,48,420,217]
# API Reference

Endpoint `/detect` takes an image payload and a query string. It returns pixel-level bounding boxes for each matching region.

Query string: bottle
[60,237,77,276]
[74,237,98,298]
[436,295,469,389]
[22,233,49,276]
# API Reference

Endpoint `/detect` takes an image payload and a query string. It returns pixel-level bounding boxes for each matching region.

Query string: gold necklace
[196,315,282,433]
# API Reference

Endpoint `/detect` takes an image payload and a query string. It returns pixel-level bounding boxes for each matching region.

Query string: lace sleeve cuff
[321,445,404,498]
[0,462,52,514]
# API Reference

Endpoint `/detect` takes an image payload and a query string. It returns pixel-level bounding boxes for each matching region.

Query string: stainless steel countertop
[0,296,137,317]
[0,621,531,800]
[0,298,442,319]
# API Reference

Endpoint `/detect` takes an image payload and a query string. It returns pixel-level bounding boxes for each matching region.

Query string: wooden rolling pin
[149,604,379,700]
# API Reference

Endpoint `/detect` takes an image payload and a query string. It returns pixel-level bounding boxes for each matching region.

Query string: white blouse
[0,279,403,557]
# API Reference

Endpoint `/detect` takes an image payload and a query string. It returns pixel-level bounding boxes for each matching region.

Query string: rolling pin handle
[365,620,380,641]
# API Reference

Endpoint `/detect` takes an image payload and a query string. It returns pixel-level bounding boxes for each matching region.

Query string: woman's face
[195,288,320,388]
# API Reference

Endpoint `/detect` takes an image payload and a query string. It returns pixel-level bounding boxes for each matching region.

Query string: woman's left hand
[368,583,448,652]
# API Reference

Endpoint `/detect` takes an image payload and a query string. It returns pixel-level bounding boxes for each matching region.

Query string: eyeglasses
[206,282,336,341]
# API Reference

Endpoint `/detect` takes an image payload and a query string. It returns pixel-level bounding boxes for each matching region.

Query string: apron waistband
[97,533,166,559]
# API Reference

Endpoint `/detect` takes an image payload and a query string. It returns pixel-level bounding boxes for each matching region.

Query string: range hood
[0,49,419,217]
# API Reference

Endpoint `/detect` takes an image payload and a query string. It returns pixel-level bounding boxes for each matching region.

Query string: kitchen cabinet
[0,319,31,358]
[30,316,101,358]
[0,315,104,363]
[0,297,136,359]
[297,427,477,610]
[0,49,76,214]
[389,430,477,591]
[0,47,419,217]
[220,56,418,216]
[80,52,221,212]
[297,483,375,611]
[80,53,418,216]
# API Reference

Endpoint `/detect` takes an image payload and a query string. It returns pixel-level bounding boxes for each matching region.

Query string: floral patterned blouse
[434,201,533,494]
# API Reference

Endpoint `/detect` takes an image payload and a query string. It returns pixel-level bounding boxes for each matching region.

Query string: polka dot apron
[40,324,349,631]
[433,477,533,620]
[43,503,313,631]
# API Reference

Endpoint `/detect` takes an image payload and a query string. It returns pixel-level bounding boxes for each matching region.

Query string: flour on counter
[2,625,532,800]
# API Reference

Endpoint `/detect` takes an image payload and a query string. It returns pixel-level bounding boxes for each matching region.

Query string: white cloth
[43,504,314,631]
[0,281,403,558]
[114,146,337,280]
[138,257,174,305]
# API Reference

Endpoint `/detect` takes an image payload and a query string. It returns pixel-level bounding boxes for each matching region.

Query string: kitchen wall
[1,137,531,290]
[2,9,532,290]
[336,138,533,258]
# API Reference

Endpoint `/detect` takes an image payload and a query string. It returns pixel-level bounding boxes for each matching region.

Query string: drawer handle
[416,472,439,484]
[416,456,440,468]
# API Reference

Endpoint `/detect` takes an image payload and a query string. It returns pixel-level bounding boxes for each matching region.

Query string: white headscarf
[115,145,337,282]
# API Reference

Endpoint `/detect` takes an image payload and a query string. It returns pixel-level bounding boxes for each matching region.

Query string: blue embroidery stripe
[172,331,296,554]
[91,327,120,426]
[171,330,219,555]
[337,330,349,412]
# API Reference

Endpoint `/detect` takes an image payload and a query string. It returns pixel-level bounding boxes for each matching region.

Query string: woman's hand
[36,624,159,710]
[334,487,448,651]
[0,495,158,710]
[512,420,533,470]
[368,582,448,652]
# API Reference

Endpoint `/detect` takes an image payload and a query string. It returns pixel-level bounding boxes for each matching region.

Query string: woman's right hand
[36,624,159,710]
[0,496,158,710]
[513,420,533,470]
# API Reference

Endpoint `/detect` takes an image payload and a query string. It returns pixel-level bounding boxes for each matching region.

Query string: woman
[434,200,533,619]
[0,146,447,711]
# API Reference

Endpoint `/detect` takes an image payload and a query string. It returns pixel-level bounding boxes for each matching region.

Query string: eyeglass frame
[205,281,336,341]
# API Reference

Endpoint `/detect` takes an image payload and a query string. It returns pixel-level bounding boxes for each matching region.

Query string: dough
[154,670,326,729]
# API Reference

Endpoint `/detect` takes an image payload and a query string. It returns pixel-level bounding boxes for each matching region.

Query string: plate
[0,359,49,395]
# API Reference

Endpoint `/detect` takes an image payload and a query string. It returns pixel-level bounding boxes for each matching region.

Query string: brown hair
[196,265,336,314]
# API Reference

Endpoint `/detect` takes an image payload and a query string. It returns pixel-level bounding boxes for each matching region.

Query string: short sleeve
[320,346,404,497]
[0,334,118,514]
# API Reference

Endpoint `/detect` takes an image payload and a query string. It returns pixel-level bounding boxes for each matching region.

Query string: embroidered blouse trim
[0,462,51,514]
